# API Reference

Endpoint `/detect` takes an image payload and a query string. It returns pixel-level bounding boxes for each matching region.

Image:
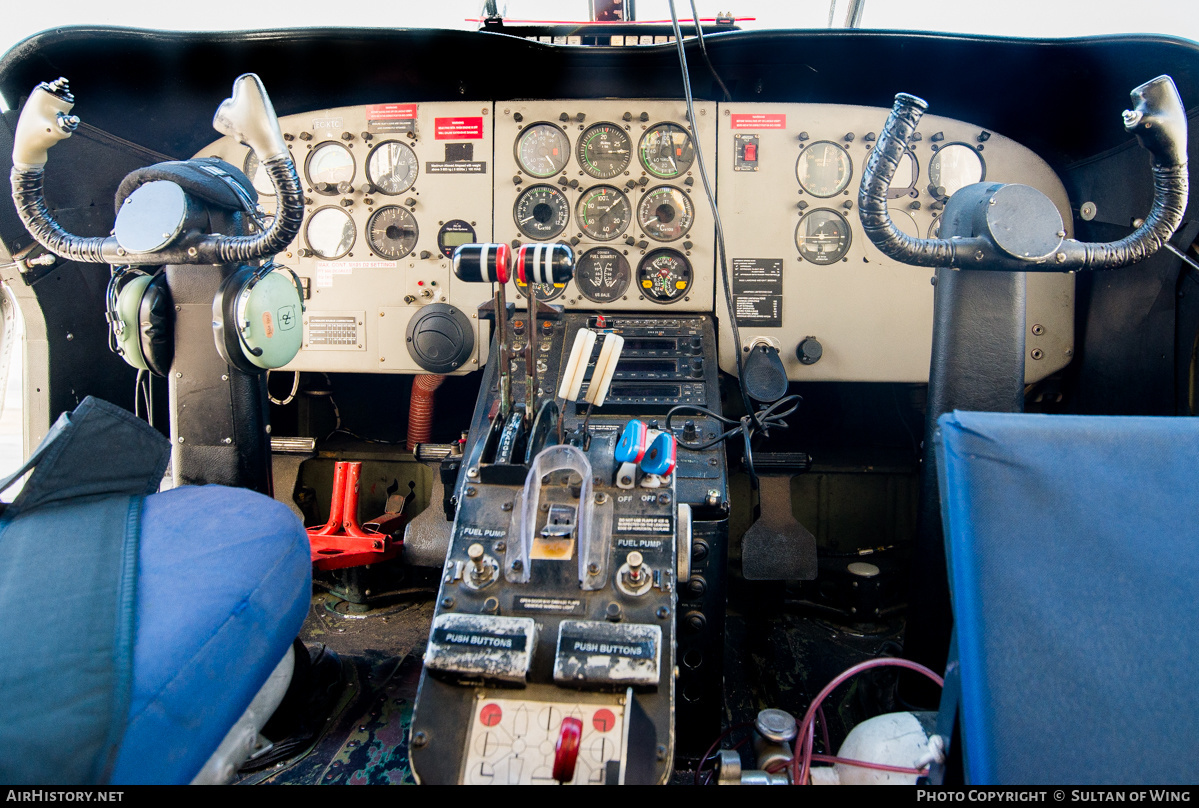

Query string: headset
[212,260,306,373]
[105,265,173,377]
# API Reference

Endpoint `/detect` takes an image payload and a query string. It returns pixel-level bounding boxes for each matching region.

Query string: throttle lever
[858,76,1188,274]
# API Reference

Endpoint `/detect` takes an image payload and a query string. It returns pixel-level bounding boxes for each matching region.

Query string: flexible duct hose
[406,374,446,452]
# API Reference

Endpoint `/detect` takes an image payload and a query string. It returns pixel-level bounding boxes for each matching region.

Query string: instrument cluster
[494,100,717,312]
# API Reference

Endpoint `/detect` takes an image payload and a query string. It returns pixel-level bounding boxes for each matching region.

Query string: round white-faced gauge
[514,274,567,302]
[516,123,571,178]
[367,206,418,260]
[637,185,694,242]
[795,208,852,264]
[366,141,418,195]
[637,249,693,303]
[514,184,570,240]
[887,150,919,198]
[305,206,356,260]
[305,142,355,195]
[242,150,275,197]
[639,123,695,179]
[928,143,986,198]
[575,247,631,303]
[577,123,632,179]
[796,141,853,198]
[576,186,632,241]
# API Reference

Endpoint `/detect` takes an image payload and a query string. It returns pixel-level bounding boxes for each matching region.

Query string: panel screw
[656,745,668,761]
[501,502,513,511]
[412,731,429,748]
[441,596,455,609]
[1031,324,1045,336]
[656,606,671,619]
[465,486,477,497]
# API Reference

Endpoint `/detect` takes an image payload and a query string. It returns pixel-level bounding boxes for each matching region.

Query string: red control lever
[552,716,583,784]
[307,461,400,571]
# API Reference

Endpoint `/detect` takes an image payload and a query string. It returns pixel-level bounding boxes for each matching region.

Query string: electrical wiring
[688,0,732,102]
[666,393,802,487]
[267,370,301,406]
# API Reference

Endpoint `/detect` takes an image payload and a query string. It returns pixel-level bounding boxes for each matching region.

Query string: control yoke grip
[10,74,305,266]
[213,73,289,164]
[859,77,1189,273]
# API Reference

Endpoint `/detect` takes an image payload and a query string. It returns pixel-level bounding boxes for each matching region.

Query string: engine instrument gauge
[306,142,356,195]
[887,150,919,198]
[366,205,419,260]
[514,275,566,302]
[795,209,852,264]
[638,123,695,179]
[366,141,418,195]
[437,220,476,259]
[575,247,631,303]
[928,144,985,198]
[637,249,692,303]
[796,141,852,198]
[243,150,275,197]
[516,123,571,178]
[577,123,632,179]
[576,186,632,241]
[514,184,570,240]
[305,206,356,260]
[637,186,694,242]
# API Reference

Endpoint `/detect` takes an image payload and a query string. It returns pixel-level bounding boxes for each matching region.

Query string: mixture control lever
[858,75,1188,273]
[515,244,575,422]
[453,243,513,418]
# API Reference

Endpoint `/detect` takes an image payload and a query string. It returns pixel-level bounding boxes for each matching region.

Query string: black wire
[666,0,760,433]
[667,394,802,488]
[688,0,732,101]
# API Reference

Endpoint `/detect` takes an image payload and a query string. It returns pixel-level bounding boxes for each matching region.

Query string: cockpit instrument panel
[717,103,1075,384]
[200,102,493,376]
[495,100,716,312]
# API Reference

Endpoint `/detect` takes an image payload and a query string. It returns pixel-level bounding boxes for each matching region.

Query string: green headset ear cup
[137,274,174,377]
[114,273,173,375]
[213,265,263,374]
[239,271,304,370]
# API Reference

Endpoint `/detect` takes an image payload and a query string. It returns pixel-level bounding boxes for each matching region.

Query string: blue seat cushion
[935,411,1199,785]
[109,485,311,784]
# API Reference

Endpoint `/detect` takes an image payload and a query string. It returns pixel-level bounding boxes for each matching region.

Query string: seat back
[934,411,1199,785]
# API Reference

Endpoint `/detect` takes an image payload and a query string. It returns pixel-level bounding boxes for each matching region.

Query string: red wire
[694,721,754,785]
[790,658,944,786]
[811,753,930,776]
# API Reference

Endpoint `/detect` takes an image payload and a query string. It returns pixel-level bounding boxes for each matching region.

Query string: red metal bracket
[307,461,401,571]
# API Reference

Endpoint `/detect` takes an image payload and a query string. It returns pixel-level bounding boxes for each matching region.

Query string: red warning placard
[366,103,416,120]
[730,113,787,130]
[435,117,484,140]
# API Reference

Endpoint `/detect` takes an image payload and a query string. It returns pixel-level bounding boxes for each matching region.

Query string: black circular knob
[513,112,523,123]
[336,181,353,194]
[687,336,703,355]
[298,131,313,141]
[339,198,353,207]
[689,358,704,378]
[797,336,823,365]
[682,420,698,441]
[341,131,354,141]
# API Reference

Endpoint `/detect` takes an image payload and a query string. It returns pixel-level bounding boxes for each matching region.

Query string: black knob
[683,240,694,251]
[605,602,623,622]
[559,112,570,122]
[558,176,569,186]
[341,131,354,141]
[687,335,703,354]
[340,198,353,207]
[931,131,945,142]
[797,200,809,211]
[361,131,372,141]
[910,132,923,142]
[930,201,945,212]
[569,236,580,246]
[575,112,585,122]
[419,250,432,260]
[684,176,695,186]
[636,240,648,250]
[797,131,809,141]
[864,132,876,142]
[363,183,378,195]
[928,183,946,198]
[687,576,707,597]
[314,181,333,194]
[622,112,632,122]
[405,197,417,207]
[638,177,648,186]
[797,336,823,365]
[298,248,312,258]
[639,112,649,122]
[568,179,579,188]
[844,132,855,142]
[689,358,704,378]
[283,133,295,142]
[298,131,313,141]
[692,540,709,562]
[625,179,637,189]
[336,181,353,194]
[683,420,698,441]
[843,200,853,210]
[625,236,636,246]
[511,239,521,249]
[513,112,523,123]
[978,130,991,143]
[910,200,922,210]
[513,175,523,185]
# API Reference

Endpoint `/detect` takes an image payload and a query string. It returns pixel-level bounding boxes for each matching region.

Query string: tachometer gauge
[575,247,631,303]
[928,143,985,198]
[796,141,852,197]
[516,123,571,178]
[366,141,418,195]
[637,249,692,303]
[243,150,275,197]
[514,184,570,240]
[305,142,356,195]
[637,186,694,242]
[576,186,631,241]
[638,123,695,179]
[577,123,632,179]
[795,209,852,264]
[367,206,418,260]
[305,206,356,260]
[887,150,919,198]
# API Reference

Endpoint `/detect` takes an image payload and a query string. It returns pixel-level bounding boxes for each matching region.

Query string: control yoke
[858,75,1189,272]
[10,73,304,266]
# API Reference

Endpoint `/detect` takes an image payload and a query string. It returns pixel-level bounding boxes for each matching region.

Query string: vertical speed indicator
[577,123,632,179]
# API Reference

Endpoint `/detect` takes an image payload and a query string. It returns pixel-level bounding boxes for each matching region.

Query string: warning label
[732,258,783,327]
[514,596,584,615]
[314,260,396,288]
[615,516,671,535]
[435,116,484,140]
[730,113,787,130]
[426,161,487,175]
[367,103,416,120]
